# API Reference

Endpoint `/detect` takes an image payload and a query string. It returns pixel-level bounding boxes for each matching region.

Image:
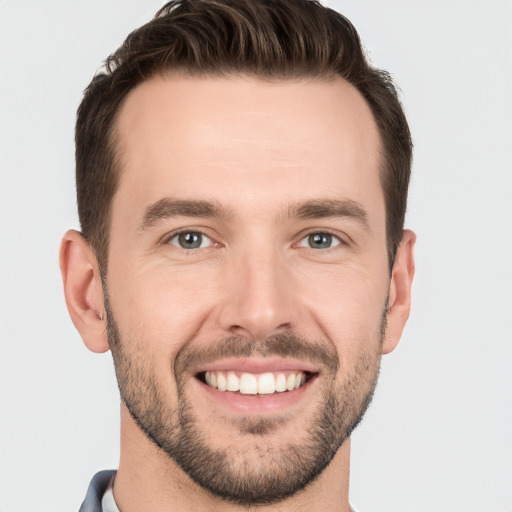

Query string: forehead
[112,73,383,221]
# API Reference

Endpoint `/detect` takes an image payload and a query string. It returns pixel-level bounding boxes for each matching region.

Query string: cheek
[300,265,389,358]
[108,261,221,355]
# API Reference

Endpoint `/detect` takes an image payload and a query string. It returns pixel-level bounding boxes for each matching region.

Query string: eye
[299,232,342,249]
[167,231,213,250]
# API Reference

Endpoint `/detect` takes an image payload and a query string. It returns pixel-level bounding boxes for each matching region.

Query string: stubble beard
[105,295,386,506]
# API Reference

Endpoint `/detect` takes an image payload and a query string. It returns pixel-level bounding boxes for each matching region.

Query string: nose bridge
[218,243,296,339]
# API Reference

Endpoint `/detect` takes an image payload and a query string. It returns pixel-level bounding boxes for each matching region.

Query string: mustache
[174,331,339,378]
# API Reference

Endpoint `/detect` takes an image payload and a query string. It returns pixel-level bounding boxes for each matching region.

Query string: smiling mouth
[197,370,315,395]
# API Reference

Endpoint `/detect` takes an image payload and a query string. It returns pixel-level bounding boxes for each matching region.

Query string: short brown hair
[76,0,412,270]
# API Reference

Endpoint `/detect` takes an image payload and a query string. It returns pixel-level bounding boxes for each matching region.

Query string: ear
[382,229,416,355]
[59,230,110,353]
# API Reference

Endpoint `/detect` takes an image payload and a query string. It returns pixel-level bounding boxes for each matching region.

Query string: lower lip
[194,377,316,415]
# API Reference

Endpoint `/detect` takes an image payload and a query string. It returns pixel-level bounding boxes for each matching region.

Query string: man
[60,0,415,510]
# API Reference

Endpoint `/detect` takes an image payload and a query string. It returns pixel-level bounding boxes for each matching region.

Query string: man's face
[106,74,391,503]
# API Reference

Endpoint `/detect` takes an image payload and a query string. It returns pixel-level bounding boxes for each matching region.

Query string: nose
[216,247,299,340]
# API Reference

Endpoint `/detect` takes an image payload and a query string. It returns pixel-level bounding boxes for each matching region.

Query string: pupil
[309,233,331,249]
[179,232,202,249]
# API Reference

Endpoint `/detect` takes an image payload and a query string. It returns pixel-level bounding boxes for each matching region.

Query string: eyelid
[161,227,219,248]
[295,229,347,248]
[159,227,348,249]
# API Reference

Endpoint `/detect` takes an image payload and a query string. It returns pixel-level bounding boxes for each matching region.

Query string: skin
[60,74,415,512]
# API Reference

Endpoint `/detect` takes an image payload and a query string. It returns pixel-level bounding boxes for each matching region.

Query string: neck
[114,406,352,512]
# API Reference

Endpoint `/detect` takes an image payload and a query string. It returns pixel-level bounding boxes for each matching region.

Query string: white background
[0,1,511,511]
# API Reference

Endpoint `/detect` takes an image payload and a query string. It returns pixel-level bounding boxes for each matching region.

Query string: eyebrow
[138,197,369,230]
[288,199,369,228]
[139,198,231,230]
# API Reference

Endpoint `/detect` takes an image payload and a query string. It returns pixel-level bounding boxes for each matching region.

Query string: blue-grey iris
[308,233,332,249]
[178,232,203,249]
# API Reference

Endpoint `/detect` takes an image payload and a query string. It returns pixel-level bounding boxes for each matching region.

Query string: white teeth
[240,373,258,394]
[286,373,296,391]
[294,373,302,390]
[275,373,287,392]
[204,370,308,395]
[217,372,227,391]
[258,373,275,394]
[226,371,240,392]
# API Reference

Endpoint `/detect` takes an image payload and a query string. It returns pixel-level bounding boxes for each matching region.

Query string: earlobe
[382,229,416,355]
[59,230,110,353]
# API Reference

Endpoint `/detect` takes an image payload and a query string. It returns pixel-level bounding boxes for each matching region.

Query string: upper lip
[194,357,320,375]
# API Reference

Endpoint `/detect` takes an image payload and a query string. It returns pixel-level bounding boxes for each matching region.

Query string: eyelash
[297,230,345,250]
[164,229,217,250]
[163,228,347,252]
